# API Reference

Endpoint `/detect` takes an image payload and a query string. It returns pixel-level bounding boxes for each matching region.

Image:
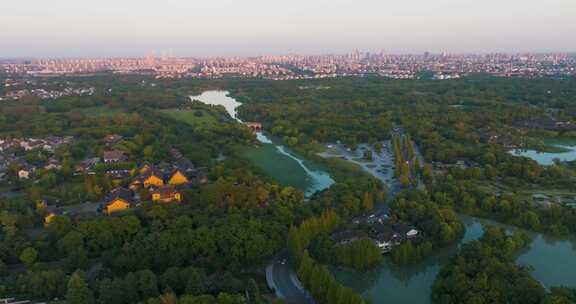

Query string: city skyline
[1,50,576,61]
[2,0,576,57]
[2,52,574,80]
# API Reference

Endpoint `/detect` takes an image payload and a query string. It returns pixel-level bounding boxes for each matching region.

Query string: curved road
[268,138,416,303]
[268,251,314,304]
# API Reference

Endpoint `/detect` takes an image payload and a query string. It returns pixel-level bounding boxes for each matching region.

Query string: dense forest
[227,76,576,237]
[1,74,575,303]
[0,77,296,303]
[432,226,576,304]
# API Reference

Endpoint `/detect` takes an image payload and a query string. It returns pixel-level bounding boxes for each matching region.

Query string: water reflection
[190,90,335,197]
[190,90,242,121]
[509,140,576,165]
[276,145,335,196]
[334,214,576,304]
[255,132,273,143]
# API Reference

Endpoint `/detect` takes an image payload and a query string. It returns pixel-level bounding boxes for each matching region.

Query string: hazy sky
[2,0,575,57]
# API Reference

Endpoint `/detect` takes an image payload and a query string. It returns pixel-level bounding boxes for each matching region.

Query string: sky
[1,0,576,58]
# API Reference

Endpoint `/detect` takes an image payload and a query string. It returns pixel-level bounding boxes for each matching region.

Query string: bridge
[244,122,262,132]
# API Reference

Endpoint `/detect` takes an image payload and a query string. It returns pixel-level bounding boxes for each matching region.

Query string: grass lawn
[161,109,218,126]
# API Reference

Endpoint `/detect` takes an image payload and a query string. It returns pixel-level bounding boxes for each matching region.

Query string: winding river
[333,215,576,304]
[190,91,334,197]
[191,91,576,303]
[317,141,576,303]
[328,146,576,303]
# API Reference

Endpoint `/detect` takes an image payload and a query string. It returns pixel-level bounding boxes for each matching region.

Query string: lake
[333,215,576,304]
[190,90,243,121]
[190,90,334,196]
[510,139,576,165]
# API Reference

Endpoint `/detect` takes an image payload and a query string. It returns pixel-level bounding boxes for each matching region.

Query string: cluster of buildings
[1,77,96,101]
[0,136,73,180]
[46,159,207,223]
[99,159,206,215]
[341,210,420,253]
[0,57,194,76]
[0,132,207,224]
[0,136,73,153]
[91,136,208,212]
[2,52,574,79]
[333,220,420,253]
[44,146,208,225]
[198,60,292,78]
[257,52,576,79]
[16,158,62,180]
[73,133,207,183]
[0,87,95,101]
[0,56,293,79]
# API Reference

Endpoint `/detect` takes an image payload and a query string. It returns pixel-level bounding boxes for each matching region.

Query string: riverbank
[239,134,334,197]
[333,214,576,304]
[321,139,576,303]
[280,133,576,304]
[190,89,576,304]
[510,138,576,165]
[190,90,335,197]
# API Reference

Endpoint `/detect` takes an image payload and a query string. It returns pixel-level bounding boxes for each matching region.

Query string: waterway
[325,141,576,303]
[190,90,243,121]
[191,91,576,303]
[333,214,576,304]
[510,139,576,165]
[189,91,334,196]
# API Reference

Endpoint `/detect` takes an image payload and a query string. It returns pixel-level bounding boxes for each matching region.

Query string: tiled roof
[103,150,124,160]
[152,184,177,195]
[104,187,134,205]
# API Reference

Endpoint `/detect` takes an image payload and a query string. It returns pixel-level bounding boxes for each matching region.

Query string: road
[267,251,314,304]
[268,136,421,303]
[268,142,398,304]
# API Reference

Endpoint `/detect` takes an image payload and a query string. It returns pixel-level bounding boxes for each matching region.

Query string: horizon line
[1,50,576,61]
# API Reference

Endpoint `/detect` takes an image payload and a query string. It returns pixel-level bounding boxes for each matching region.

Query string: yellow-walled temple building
[44,206,63,227]
[101,188,135,215]
[151,185,182,203]
[168,169,189,185]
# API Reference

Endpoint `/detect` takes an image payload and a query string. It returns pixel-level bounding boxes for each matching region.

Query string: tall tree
[19,247,38,267]
[66,271,95,304]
